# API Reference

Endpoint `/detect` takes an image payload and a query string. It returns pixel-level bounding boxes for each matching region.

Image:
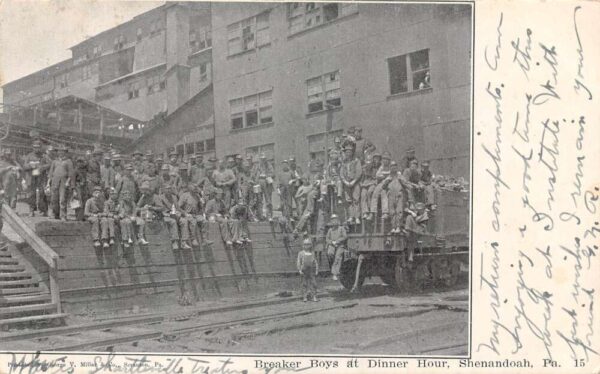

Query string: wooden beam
[1,206,58,267]
[78,103,83,133]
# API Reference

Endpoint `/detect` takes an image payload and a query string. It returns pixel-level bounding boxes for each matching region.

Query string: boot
[109,238,115,245]
[93,240,101,247]
[191,239,199,247]
[102,241,109,248]
[181,241,192,250]
[138,237,149,245]
[172,241,179,250]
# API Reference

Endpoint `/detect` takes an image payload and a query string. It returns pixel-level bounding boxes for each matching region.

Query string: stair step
[0,278,39,287]
[0,264,27,272]
[0,313,67,327]
[0,293,51,305]
[0,258,18,265]
[0,302,57,316]
[0,272,33,279]
[0,286,42,296]
[0,253,14,258]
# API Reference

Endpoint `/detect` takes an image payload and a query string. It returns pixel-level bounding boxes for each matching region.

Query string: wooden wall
[26,219,330,316]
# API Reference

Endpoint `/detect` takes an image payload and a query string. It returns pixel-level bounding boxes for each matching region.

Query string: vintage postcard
[0,0,597,373]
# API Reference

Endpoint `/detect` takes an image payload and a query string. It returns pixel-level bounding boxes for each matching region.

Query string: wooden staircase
[0,241,67,329]
[1,205,67,330]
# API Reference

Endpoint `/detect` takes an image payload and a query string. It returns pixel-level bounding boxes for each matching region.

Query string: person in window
[419,71,431,89]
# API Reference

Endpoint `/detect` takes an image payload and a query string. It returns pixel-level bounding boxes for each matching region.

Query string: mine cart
[338,188,469,291]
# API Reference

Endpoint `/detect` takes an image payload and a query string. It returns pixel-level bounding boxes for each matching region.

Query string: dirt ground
[109,279,469,355]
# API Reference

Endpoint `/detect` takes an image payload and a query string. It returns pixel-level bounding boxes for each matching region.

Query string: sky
[0,0,161,99]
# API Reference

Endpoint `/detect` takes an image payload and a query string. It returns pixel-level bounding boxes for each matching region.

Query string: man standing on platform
[213,158,236,209]
[278,159,293,218]
[22,140,50,216]
[142,150,154,174]
[340,145,362,225]
[100,154,115,195]
[116,163,139,204]
[87,148,103,197]
[253,153,275,221]
[47,145,74,220]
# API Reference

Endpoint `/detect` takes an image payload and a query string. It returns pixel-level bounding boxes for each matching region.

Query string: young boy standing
[297,238,319,302]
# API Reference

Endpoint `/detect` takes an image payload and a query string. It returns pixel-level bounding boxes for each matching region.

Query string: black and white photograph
[0,1,472,356]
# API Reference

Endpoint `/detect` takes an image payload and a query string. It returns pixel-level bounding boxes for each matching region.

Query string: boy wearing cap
[404,202,429,262]
[178,183,201,248]
[22,140,50,216]
[340,146,362,225]
[47,145,74,220]
[85,186,111,248]
[297,238,319,302]
[212,159,236,209]
[103,187,120,243]
[369,151,392,221]
[402,159,422,204]
[252,153,275,221]
[116,164,139,203]
[387,161,406,234]
[154,184,181,250]
[118,190,138,248]
[100,154,116,195]
[325,215,347,281]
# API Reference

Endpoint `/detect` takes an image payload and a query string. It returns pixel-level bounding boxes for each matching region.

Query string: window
[185,143,195,154]
[176,144,184,155]
[147,75,164,95]
[128,82,141,100]
[307,71,341,113]
[199,63,208,82]
[388,49,430,95]
[246,143,275,162]
[93,45,101,57]
[287,3,357,34]
[57,74,68,89]
[205,138,215,151]
[227,11,270,56]
[190,28,212,53]
[229,90,273,130]
[195,141,205,153]
[114,35,126,51]
[82,64,94,80]
[136,27,143,42]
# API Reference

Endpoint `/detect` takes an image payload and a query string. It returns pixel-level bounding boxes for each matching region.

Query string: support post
[78,103,83,133]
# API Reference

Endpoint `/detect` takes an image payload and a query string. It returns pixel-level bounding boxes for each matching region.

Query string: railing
[1,205,61,313]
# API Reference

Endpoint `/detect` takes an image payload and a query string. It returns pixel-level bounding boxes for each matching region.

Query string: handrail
[2,205,61,313]
[2,205,58,266]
